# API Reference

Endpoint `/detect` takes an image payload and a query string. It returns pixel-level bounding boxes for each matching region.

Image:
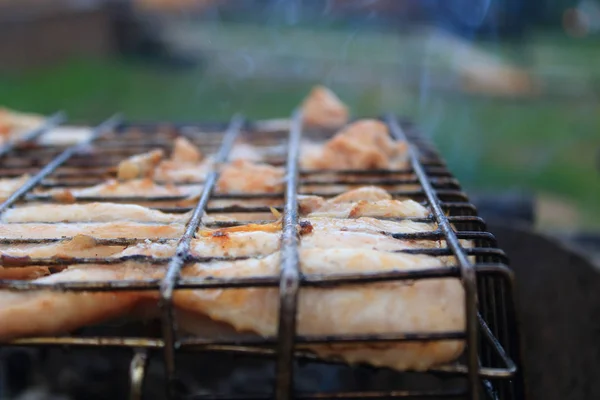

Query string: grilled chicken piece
[301,119,408,170]
[44,160,281,200]
[216,160,284,194]
[0,264,146,341]
[117,149,164,180]
[308,199,428,219]
[174,248,464,371]
[2,203,190,224]
[327,186,392,202]
[0,222,184,240]
[154,138,264,183]
[44,179,202,200]
[0,174,29,201]
[300,86,349,129]
[297,186,429,218]
[154,137,209,183]
[229,143,263,162]
[0,107,44,144]
[171,136,203,164]
[0,235,126,258]
[0,266,50,280]
[299,186,392,214]
[306,216,435,236]
[119,231,281,259]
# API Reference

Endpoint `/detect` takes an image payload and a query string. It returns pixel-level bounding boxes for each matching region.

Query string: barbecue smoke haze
[155,0,515,182]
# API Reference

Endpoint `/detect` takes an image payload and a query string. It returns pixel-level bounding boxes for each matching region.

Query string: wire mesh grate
[0,111,524,400]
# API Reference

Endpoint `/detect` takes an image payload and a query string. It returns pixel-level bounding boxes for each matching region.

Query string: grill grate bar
[0,111,66,159]
[275,109,303,400]
[0,115,122,215]
[0,265,460,292]
[188,389,468,399]
[158,114,244,398]
[386,115,480,400]
[0,115,523,399]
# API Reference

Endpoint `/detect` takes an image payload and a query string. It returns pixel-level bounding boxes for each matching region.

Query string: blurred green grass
[0,57,598,228]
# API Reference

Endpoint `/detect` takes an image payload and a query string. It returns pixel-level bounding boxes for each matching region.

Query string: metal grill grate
[0,111,524,400]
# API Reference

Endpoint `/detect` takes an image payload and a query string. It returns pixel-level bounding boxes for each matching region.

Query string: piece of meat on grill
[0,222,184,240]
[300,85,349,129]
[0,107,44,144]
[229,142,264,162]
[0,266,50,280]
[153,137,210,183]
[117,149,164,180]
[297,186,430,218]
[0,174,29,201]
[307,199,428,219]
[119,230,281,259]
[215,160,285,194]
[95,215,440,259]
[42,179,202,200]
[0,235,127,258]
[42,160,282,201]
[0,264,146,341]
[174,248,464,371]
[2,203,190,224]
[300,119,409,170]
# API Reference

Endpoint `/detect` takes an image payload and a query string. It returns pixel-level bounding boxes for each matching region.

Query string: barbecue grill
[0,110,525,400]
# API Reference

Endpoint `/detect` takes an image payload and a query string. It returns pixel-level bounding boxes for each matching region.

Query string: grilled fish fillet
[301,119,408,170]
[0,222,184,240]
[174,248,465,371]
[2,203,190,224]
[300,86,349,129]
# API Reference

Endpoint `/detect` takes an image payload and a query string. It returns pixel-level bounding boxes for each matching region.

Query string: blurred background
[0,0,598,240]
[1,2,599,399]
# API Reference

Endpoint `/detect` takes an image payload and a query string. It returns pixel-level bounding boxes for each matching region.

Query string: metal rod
[0,265,460,292]
[387,115,481,400]
[0,114,122,215]
[158,114,244,399]
[275,109,303,400]
[129,349,149,400]
[0,111,66,158]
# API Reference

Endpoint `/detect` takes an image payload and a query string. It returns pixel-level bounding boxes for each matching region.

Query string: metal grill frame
[0,112,525,400]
